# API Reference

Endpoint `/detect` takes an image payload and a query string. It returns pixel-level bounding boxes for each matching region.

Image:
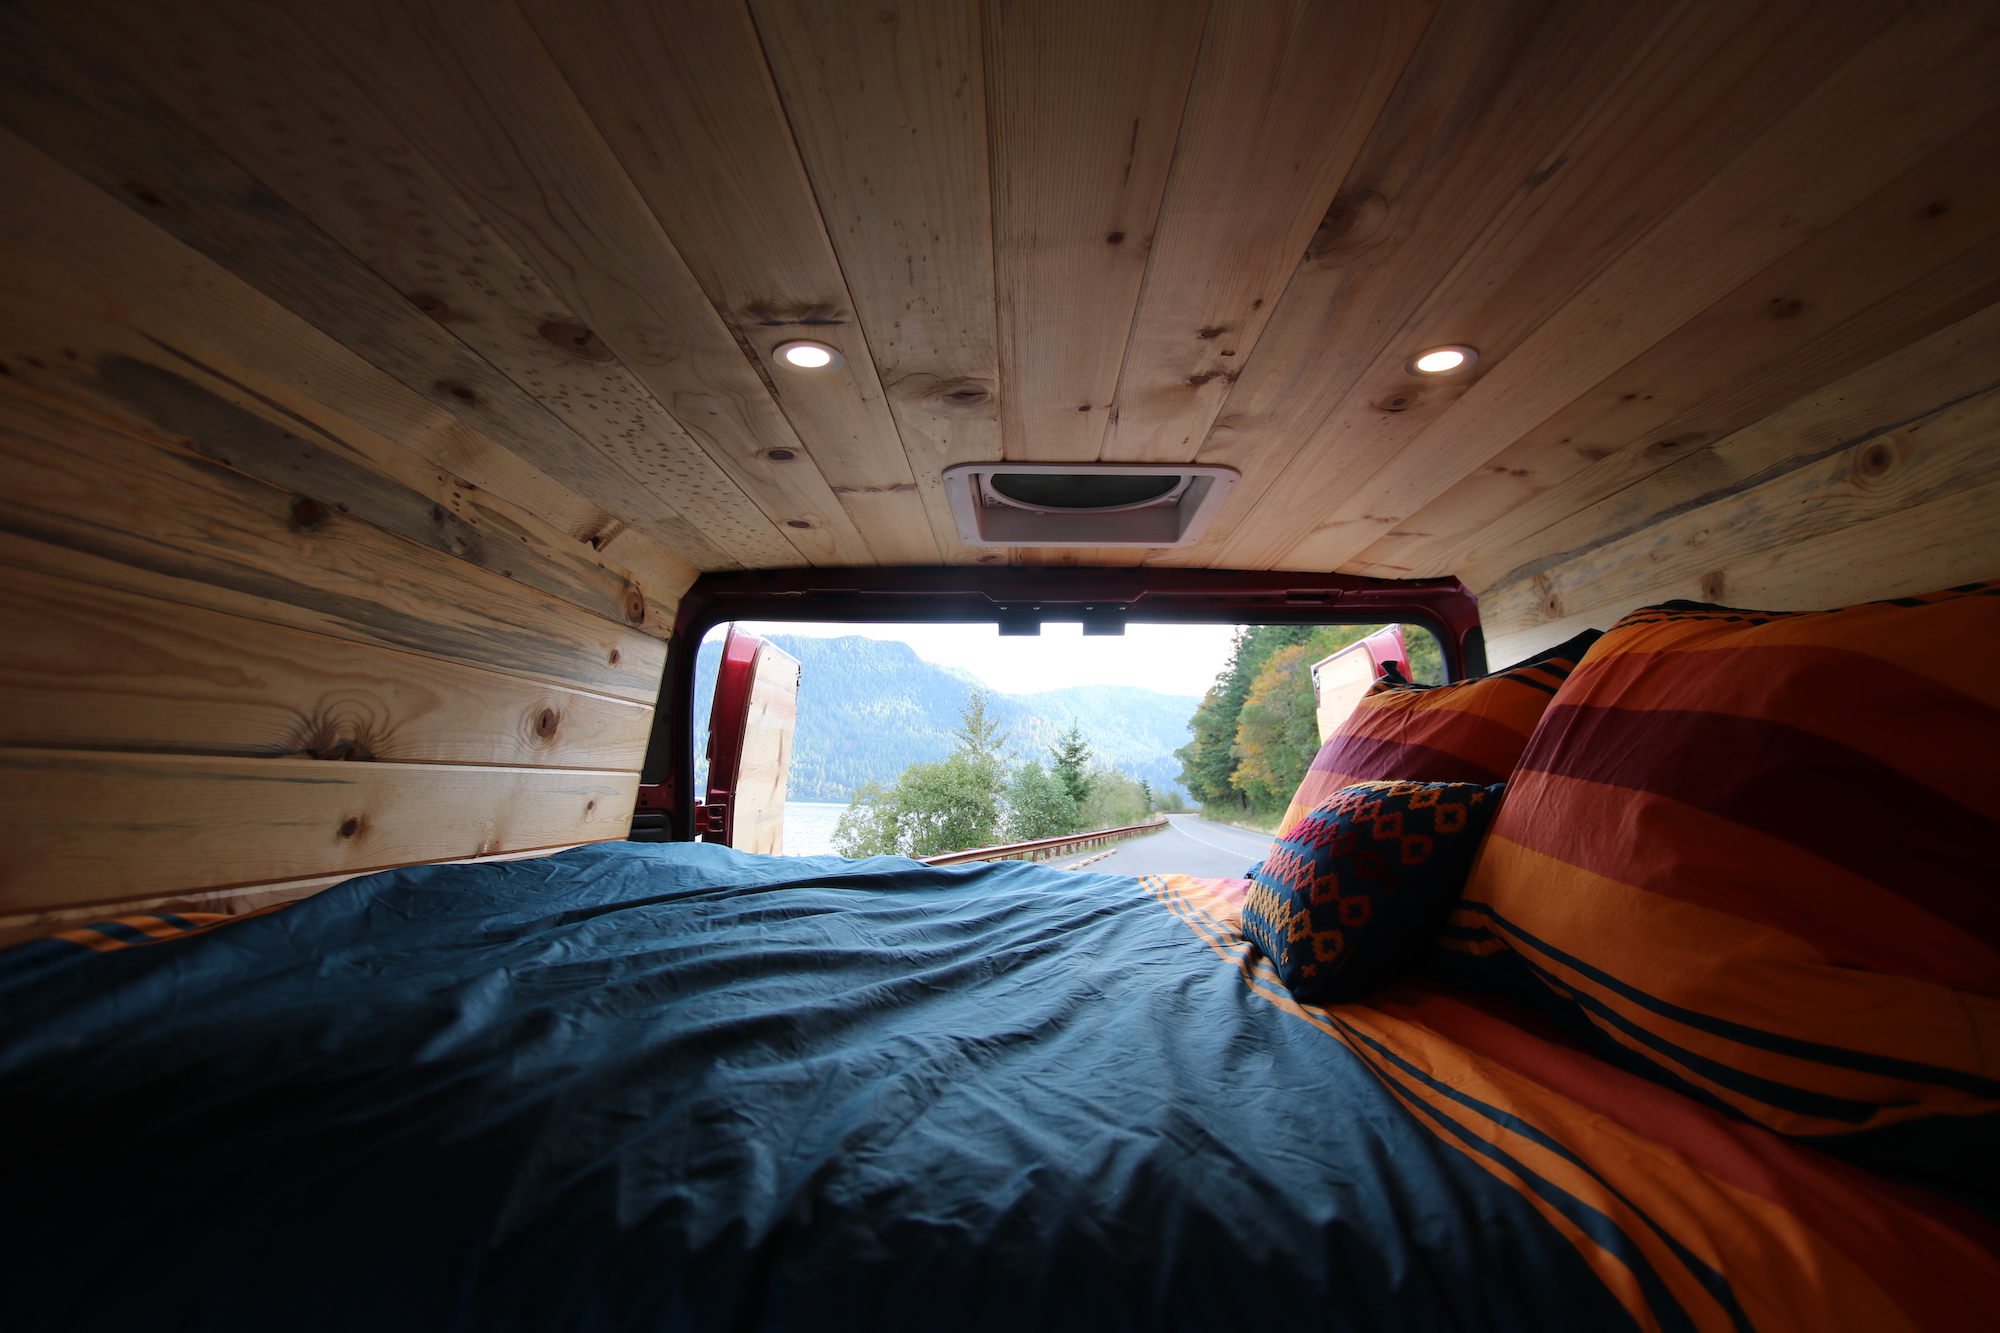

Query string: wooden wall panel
[0,566,650,769]
[1476,307,2000,663]
[0,749,635,912]
[0,128,707,603]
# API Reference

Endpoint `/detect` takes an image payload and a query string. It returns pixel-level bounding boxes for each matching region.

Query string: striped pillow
[1279,631,1599,833]
[1445,583,2000,1158]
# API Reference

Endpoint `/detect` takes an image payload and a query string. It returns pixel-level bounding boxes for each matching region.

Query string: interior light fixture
[1407,344,1477,375]
[773,340,843,371]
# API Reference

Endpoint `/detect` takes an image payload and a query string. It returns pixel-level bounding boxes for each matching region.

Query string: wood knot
[1699,571,1726,603]
[1105,231,1126,245]
[338,816,362,839]
[766,448,796,461]
[406,292,467,321]
[1196,326,1226,340]
[1921,201,1948,218]
[289,495,329,531]
[535,707,560,738]
[787,518,813,528]
[1306,191,1388,265]
[609,648,622,666]
[919,379,995,417]
[1854,440,1897,480]
[1374,388,1421,413]
[539,320,615,362]
[1766,297,1805,319]
[123,183,170,208]
[622,586,647,623]
[435,380,481,406]
[1533,573,1563,621]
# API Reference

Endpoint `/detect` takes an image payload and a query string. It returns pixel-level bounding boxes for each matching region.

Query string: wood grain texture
[0,563,651,769]
[0,240,691,636]
[0,127,717,588]
[0,376,664,702]
[283,0,872,565]
[1479,377,2000,648]
[0,747,636,911]
[1262,0,2000,573]
[1101,0,1434,464]
[731,641,799,855]
[1464,298,2000,600]
[521,0,942,566]
[0,7,780,572]
[1361,109,2000,581]
[76,0,807,573]
[984,0,1205,463]
[750,0,1002,566]
[1149,0,1901,570]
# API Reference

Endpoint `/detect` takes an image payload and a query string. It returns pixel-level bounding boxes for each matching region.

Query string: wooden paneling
[0,128,708,597]
[276,0,873,566]
[750,0,1001,565]
[0,376,663,702]
[732,642,800,856]
[1478,334,2000,661]
[0,748,635,911]
[984,0,1205,463]
[520,0,943,566]
[0,565,650,769]
[1102,0,1433,464]
[1362,110,2000,582]
[1252,0,2000,574]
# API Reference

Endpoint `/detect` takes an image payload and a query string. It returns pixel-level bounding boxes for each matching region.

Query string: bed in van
[2,2,1996,1329]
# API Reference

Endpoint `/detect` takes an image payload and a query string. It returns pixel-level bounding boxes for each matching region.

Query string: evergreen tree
[1175,626,1316,807]
[1002,760,1077,841]
[831,688,1011,858]
[1049,722,1095,810]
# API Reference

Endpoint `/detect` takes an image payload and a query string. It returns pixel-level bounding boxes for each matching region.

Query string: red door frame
[635,565,1482,840]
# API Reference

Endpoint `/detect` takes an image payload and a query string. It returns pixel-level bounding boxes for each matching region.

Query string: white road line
[1163,817,1273,858]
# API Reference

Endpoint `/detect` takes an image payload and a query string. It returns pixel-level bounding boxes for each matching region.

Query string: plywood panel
[1148,0,1895,570]
[521,0,942,566]
[0,748,636,911]
[983,0,1205,463]
[731,642,800,856]
[1102,0,1433,464]
[0,564,651,769]
[0,127,718,586]
[0,377,663,702]
[1479,380,2000,647]
[0,13,784,573]
[1260,0,2000,573]
[750,0,1000,565]
[280,0,872,565]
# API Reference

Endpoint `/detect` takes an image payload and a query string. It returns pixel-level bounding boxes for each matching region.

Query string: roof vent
[941,462,1238,547]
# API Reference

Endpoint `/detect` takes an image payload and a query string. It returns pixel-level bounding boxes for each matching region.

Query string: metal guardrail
[919,816,1170,867]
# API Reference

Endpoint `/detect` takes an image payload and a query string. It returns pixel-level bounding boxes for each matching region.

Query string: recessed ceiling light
[773,340,843,370]
[1407,345,1478,375]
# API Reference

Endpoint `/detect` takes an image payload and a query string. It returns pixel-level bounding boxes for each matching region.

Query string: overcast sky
[726,620,1241,698]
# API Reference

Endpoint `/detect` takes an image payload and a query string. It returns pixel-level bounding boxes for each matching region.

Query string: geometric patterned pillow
[1444,583,2000,1194]
[1277,630,1599,835]
[1244,780,1502,1003]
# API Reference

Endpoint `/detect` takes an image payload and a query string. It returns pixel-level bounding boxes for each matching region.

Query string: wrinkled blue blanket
[0,842,1636,1332]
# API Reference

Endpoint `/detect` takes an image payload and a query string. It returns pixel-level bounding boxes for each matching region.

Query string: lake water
[780,801,849,856]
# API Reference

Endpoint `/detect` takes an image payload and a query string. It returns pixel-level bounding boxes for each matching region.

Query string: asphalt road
[1050,812,1273,880]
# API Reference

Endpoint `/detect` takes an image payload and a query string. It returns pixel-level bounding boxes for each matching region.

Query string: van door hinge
[693,791,729,838]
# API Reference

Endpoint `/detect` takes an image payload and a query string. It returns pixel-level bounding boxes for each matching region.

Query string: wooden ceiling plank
[0,123,734,581]
[1099,0,1436,465]
[280,0,873,565]
[1135,0,1708,569]
[518,0,942,567]
[0,11,796,573]
[748,0,1000,566]
[1265,0,2000,573]
[1354,109,2000,579]
[1460,297,2000,606]
[45,0,805,574]
[984,0,1208,463]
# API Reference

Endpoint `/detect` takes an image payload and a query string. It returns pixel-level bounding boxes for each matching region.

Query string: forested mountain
[694,634,1200,802]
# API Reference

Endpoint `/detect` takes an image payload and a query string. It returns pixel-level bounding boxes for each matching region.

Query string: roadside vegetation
[833,691,1178,859]
[1176,625,1443,829]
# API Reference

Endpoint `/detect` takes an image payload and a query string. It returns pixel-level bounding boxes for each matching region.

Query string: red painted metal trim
[699,626,763,845]
[637,565,1483,839]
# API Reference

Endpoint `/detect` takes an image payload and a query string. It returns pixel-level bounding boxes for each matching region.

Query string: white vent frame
[941,462,1239,547]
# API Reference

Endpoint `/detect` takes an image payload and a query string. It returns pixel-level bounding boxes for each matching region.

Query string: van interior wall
[1462,300,2000,665]
[0,136,696,944]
